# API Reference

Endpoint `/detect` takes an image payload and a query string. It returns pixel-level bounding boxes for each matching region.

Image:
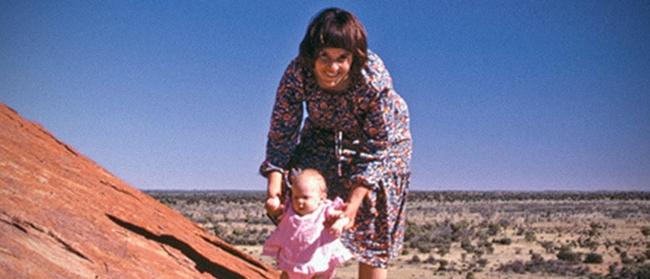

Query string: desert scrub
[216,225,269,245]
[405,221,452,254]
[608,262,650,278]
[498,258,589,276]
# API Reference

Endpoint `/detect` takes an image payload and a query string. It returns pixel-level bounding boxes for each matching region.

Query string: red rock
[0,103,280,278]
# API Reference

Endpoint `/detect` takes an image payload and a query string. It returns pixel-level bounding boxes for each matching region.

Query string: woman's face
[314,48,353,92]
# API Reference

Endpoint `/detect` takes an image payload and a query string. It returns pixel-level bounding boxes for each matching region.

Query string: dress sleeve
[324,197,346,218]
[349,52,398,189]
[259,59,305,176]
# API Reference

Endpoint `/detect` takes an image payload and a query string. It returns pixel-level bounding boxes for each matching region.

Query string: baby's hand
[265,196,281,211]
[329,216,350,237]
[265,196,283,223]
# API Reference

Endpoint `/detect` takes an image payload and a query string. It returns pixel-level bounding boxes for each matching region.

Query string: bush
[641,226,650,237]
[461,238,475,253]
[477,258,489,267]
[557,246,581,263]
[437,246,450,256]
[524,231,536,242]
[584,252,603,264]
[408,254,421,264]
[500,260,526,273]
[412,240,434,254]
[621,252,634,265]
[487,223,501,236]
[438,259,448,271]
[493,237,512,245]
[539,240,555,253]
[579,237,600,251]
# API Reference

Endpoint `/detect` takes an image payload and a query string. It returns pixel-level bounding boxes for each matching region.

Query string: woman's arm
[349,51,394,190]
[260,59,304,218]
[259,59,304,176]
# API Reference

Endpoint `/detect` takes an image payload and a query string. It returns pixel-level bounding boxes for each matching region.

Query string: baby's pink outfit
[263,197,353,279]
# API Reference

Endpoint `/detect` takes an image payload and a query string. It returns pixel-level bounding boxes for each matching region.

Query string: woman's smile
[314,48,353,92]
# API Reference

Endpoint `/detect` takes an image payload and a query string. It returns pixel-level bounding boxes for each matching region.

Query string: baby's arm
[325,199,350,236]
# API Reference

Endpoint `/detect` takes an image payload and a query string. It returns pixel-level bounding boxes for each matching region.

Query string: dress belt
[335,130,380,176]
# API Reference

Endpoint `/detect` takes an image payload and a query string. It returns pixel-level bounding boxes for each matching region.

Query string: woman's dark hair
[299,8,368,83]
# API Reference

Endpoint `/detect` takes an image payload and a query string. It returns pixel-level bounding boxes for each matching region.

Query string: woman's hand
[326,185,368,235]
[329,215,350,236]
[265,171,284,224]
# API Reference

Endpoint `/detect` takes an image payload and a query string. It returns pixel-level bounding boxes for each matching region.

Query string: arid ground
[148,191,650,279]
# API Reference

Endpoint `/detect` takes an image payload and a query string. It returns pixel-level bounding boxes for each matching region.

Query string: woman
[260,7,411,279]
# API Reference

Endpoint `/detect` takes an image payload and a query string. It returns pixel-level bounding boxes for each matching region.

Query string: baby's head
[291,168,327,216]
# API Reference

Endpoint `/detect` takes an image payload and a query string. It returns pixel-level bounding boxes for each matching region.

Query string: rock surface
[0,103,280,278]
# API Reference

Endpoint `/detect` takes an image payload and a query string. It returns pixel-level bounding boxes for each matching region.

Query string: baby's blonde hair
[292,168,327,195]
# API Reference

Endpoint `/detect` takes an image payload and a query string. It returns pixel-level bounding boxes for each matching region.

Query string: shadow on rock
[107,214,244,279]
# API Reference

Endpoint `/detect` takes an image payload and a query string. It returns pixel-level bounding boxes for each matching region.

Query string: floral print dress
[260,50,412,268]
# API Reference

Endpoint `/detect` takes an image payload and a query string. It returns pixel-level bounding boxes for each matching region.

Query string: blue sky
[1,1,649,191]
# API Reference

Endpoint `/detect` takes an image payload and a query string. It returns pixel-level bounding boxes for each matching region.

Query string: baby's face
[291,181,324,216]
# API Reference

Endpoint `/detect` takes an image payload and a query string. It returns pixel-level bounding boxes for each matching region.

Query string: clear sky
[1,1,649,191]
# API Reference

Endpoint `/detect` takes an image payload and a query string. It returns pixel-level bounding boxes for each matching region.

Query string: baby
[263,168,352,279]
